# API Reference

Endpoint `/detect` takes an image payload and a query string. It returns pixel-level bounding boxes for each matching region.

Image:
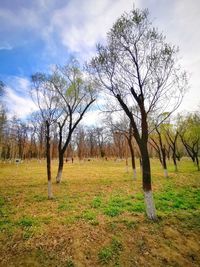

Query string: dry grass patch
[0,158,200,266]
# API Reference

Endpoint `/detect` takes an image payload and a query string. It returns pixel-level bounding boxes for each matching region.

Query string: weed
[122,219,137,229]
[61,216,77,225]
[18,216,38,228]
[111,238,123,253]
[107,222,117,231]
[82,210,97,221]
[104,195,145,216]
[155,188,200,213]
[104,206,122,217]
[104,196,127,217]
[98,237,123,265]
[91,196,102,208]
[134,193,144,200]
[98,246,113,264]
[0,219,12,230]
[65,259,75,267]
[129,202,144,212]
[22,229,33,240]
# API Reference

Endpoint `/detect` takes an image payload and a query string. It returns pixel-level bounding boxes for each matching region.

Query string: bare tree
[107,114,137,178]
[76,126,87,161]
[0,81,7,158]
[48,61,96,183]
[149,125,168,177]
[86,127,98,158]
[165,127,180,172]
[91,9,187,220]
[29,111,46,161]
[31,74,61,199]
[179,113,200,171]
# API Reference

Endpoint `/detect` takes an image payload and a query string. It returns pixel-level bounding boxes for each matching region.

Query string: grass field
[0,158,200,267]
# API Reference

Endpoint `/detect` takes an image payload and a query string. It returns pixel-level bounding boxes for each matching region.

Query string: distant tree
[0,81,7,158]
[76,126,87,160]
[86,127,98,157]
[28,111,46,160]
[27,120,38,159]
[165,126,180,172]
[95,127,108,158]
[14,118,28,159]
[149,125,169,177]
[179,113,200,171]
[91,9,187,220]
[107,114,137,179]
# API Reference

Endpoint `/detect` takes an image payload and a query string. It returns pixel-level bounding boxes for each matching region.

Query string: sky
[0,0,200,123]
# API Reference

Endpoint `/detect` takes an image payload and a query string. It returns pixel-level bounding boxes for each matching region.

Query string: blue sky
[0,0,200,121]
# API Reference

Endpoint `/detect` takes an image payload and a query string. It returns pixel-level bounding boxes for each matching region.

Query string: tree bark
[127,137,136,179]
[46,121,52,199]
[161,147,168,178]
[56,150,64,183]
[116,94,157,220]
[140,142,157,220]
[156,128,168,178]
[172,154,178,172]
[195,154,200,171]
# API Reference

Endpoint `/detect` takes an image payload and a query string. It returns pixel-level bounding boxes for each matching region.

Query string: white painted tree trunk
[144,190,157,220]
[164,168,168,178]
[48,180,53,199]
[56,170,62,183]
[133,169,137,180]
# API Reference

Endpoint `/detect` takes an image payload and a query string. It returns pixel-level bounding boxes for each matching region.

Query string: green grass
[18,216,38,227]
[91,196,102,208]
[98,237,123,264]
[155,187,200,212]
[0,158,200,266]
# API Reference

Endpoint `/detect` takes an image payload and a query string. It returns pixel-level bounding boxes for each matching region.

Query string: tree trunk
[56,151,64,183]
[46,121,52,199]
[161,148,168,178]
[128,138,136,179]
[195,155,200,171]
[140,143,157,220]
[125,157,129,173]
[172,154,178,172]
[139,157,142,174]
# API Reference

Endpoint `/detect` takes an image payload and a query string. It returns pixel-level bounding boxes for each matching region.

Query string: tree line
[1,111,199,169]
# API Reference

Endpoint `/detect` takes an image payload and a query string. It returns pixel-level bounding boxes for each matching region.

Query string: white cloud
[1,0,200,116]
[0,7,40,30]
[127,0,200,113]
[51,0,133,57]
[4,77,38,118]
[16,77,31,91]
[81,110,103,126]
[5,87,38,118]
